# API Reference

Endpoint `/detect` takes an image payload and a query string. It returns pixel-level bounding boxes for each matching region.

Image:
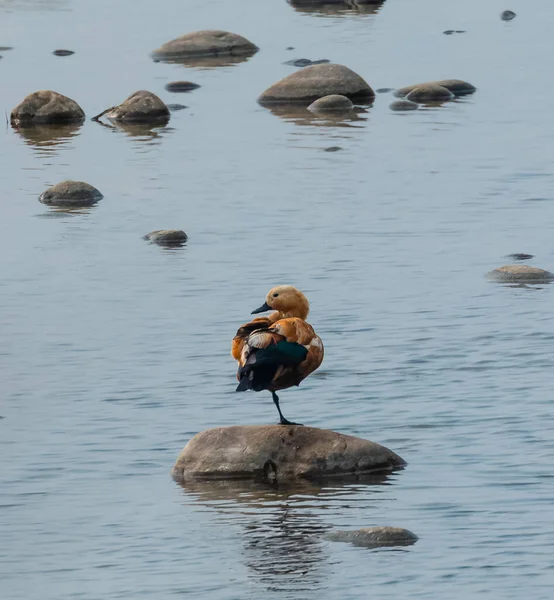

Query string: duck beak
[251,302,271,314]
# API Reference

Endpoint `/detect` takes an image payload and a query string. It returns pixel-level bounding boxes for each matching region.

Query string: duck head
[251,285,310,320]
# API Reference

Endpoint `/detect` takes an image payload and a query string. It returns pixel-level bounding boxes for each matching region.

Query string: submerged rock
[167,103,188,112]
[376,87,394,93]
[151,30,258,61]
[39,180,103,207]
[487,265,554,284]
[506,253,534,261]
[258,63,374,106]
[389,99,418,111]
[501,10,516,21]
[11,90,85,126]
[172,425,406,483]
[53,49,74,56]
[325,527,418,548]
[406,84,454,103]
[308,94,354,113]
[284,58,330,67]
[396,79,475,98]
[94,91,170,124]
[143,229,188,247]
[443,30,466,35]
[324,146,343,152]
[164,81,200,93]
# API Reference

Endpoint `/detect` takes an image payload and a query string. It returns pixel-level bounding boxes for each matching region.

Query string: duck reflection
[12,122,82,154]
[265,105,370,128]
[179,474,391,592]
[288,0,387,18]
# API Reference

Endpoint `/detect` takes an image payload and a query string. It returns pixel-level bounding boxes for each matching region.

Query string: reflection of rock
[264,103,367,127]
[405,84,454,103]
[288,0,386,17]
[151,30,258,66]
[12,122,82,150]
[11,90,85,126]
[143,229,188,247]
[172,425,405,483]
[389,99,418,111]
[94,91,170,125]
[487,265,554,284]
[325,526,418,548]
[396,79,475,98]
[39,180,103,208]
[308,94,354,113]
[259,63,374,106]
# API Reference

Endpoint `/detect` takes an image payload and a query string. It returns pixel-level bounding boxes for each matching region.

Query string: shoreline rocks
[487,265,554,284]
[94,91,170,124]
[395,79,476,98]
[172,425,406,483]
[11,90,85,126]
[39,180,103,208]
[259,63,375,106]
[325,526,418,548]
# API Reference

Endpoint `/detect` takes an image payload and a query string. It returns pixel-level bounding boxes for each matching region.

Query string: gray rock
[396,79,476,98]
[167,103,188,112]
[164,81,200,93]
[324,146,343,152]
[151,30,258,61]
[376,87,394,93]
[443,30,465,35]
[284,58,330,67]
[506,253,534,261]
[487,265,554,284]
[501,10,516,21]
[0,46,13,51]
[308,94,354,113]
[389,99,418,111]
[143,229,188,247]
[11,90,85,126]
[95,91,170,124]
[289,0,386,15]
[325,526,418,548]
[53,49,74,56]
[405,84,454,103]
[172,425,406,483]
[258,63,374,106]
[39,180,103,207]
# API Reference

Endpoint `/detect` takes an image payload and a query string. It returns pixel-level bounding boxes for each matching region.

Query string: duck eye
[273,293,279,298]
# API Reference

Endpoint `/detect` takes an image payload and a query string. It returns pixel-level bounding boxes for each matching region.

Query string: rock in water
[258,63,375,106]
[39,180,103,207]
[325,527,418,548]
[501,10,516,21]
[308,94,354,113]
[164,81,200,93]
[406,84,454,103]
[396,79,476,98]
[143,229,188,247]
[53,49,74,56]
[96,91,170,124]
[487,265,554,284]
[172,425,406,482]
[389,99,418,111]
[151,30,258,60]
[11,90,85,126]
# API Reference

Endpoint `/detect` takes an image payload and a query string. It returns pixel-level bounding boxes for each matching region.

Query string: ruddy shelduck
[232,285,324,425]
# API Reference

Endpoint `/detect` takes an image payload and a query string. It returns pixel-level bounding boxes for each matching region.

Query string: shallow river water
[2,0,554,599]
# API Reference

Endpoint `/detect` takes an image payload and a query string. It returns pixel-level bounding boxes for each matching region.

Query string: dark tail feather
[236,376,252,392]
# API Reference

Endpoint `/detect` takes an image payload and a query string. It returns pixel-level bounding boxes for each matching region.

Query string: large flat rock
[172,425,405,483]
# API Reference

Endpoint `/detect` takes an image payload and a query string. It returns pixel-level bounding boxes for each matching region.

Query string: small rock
[53,49,74,56]
[167,103,188,112]
[151,30,258,61]
[324,146,343,152]
[0,46,13,51]
[258,63,375,106]
[284,58,330,67]
[406,84,454,103]
[487,265,554,284]
[501,10,516,21]
[389,99,418,111]
[95,91,170,124]
[286,46,295,50]
[376,87,394,93]
[308,94,354,113]
[443,30,466,35]
[325,527,418,548]
[11,90,85,126]
[164,81,201,93]
[143,229,188,247]
[396,79,476,98]
[172,425,406,482]
[506,253,534,261]
[39,180,103,208]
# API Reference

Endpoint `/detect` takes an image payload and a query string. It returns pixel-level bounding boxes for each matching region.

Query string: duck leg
[272,392,302,426]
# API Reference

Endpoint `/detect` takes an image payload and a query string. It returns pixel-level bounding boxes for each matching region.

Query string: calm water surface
[2,0,554,598]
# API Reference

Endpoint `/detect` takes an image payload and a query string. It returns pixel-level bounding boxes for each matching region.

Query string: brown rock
[39,180,103,207]
[308,94,354,113]
[151,30,258,60]
[172,425,406,483]
[96,91,169,124]
[389,99,418,111]
[143,229,188,246]
[11,90,85,126]
[405,84,454,103]
[258,63,374,106]
[487,265,554,284]
[396,79,476,98]
[325,526,418,548]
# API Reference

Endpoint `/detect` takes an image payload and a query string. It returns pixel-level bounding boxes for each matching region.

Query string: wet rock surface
[258,63,374,106]
[405,84,454,103]
[143,229,188,247]
[172,425,406,483]
[164,81,200,93]
[396,79,476,98]
[94,91,170,124]
[39,180,103,207]
[389,99,418,111]
[11,90,85,126]
[487,265,554,284]
[308,94,354,113]
[325,527,418,548]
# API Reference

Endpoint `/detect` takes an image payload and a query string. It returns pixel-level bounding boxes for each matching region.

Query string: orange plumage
[232,285,324,425]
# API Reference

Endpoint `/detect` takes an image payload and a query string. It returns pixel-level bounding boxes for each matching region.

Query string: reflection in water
[265,104,369,128]
[94,119,174,143]
[179,475,391,594]
[152,54,255,69]
[12,123,82,154]
[288,0,386,17]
